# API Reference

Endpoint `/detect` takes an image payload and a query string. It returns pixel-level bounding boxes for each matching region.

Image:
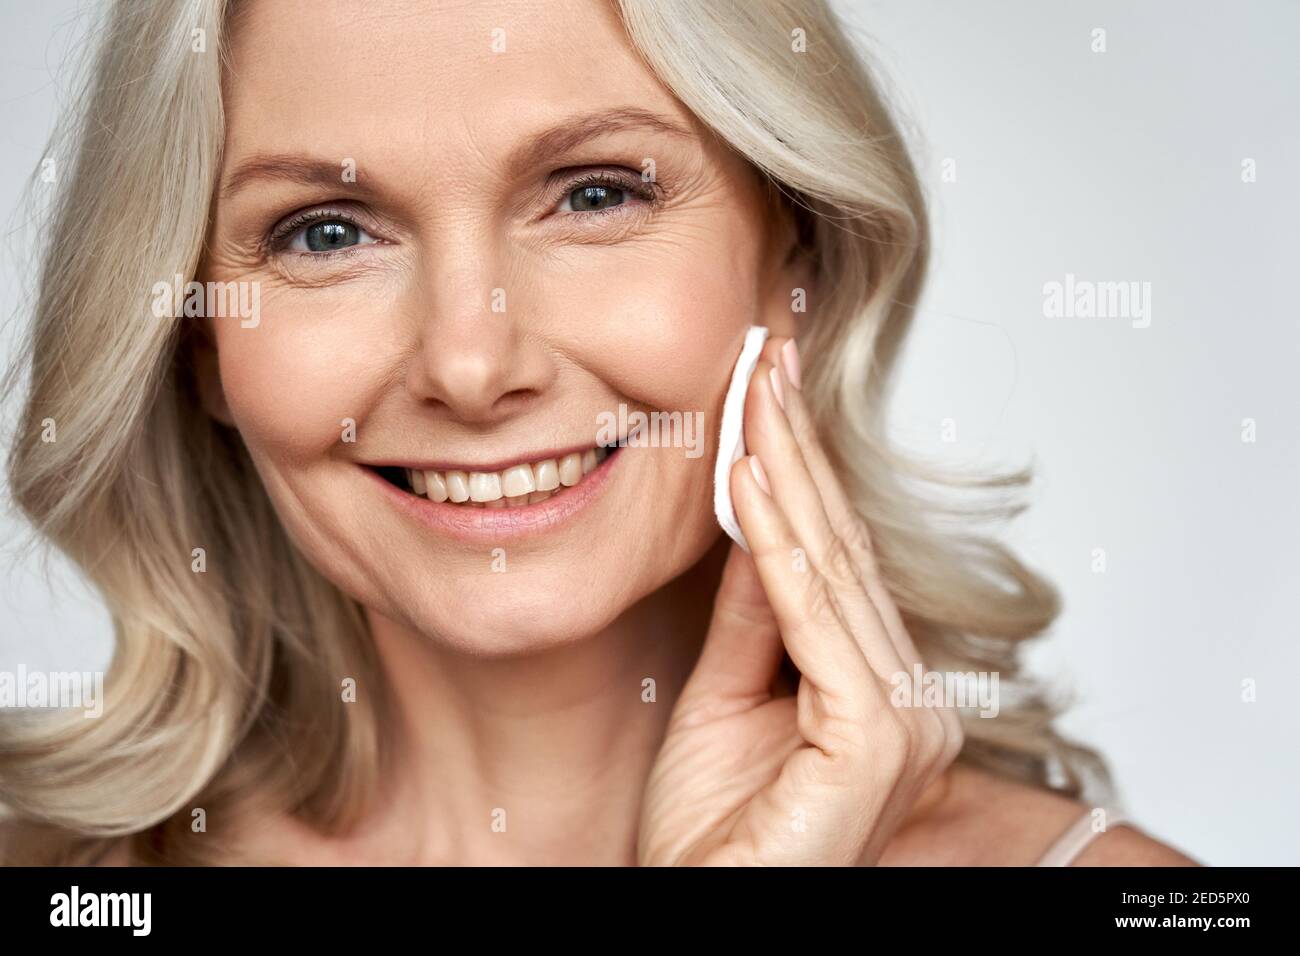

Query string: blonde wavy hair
[1,0,1109,865]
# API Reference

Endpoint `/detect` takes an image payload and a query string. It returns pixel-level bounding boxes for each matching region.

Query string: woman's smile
[363,437,623,542]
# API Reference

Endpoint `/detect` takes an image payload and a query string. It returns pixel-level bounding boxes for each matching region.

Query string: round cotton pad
[713,325,770,552]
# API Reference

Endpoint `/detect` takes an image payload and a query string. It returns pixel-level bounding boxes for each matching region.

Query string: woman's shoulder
[91,840,134,866]
[0,815,134,866]
[888,763,1200,866]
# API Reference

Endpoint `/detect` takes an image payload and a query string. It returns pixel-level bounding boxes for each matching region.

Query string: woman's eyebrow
[220,155,357,199]
[219,108,693,200]
[505,107,695,170]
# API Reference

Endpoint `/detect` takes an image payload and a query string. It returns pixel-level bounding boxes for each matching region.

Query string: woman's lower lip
[366,448,622,542]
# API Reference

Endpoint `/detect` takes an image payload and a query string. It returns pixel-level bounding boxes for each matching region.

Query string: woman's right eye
[280,217,379,254]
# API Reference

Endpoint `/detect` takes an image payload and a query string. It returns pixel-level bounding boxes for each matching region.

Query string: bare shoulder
[94,840,134,866]
[0,815,135,866]
[1071,821,1200,866]
[890,763,1200,866]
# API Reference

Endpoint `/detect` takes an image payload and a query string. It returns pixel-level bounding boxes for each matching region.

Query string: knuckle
[712,593,770,633]
[942,725,966,766]
[820,713,872,761]
[820,534,861,588]
[877,713,912,762]
[804,576,841,627]
[919,711,948,762]
[945,714,967,761]
[841,516,873,557]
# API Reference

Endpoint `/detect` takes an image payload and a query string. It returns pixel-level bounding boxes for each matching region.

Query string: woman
[1,0,1196,866]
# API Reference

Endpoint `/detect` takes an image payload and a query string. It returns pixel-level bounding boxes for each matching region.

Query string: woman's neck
[352,539,728,865]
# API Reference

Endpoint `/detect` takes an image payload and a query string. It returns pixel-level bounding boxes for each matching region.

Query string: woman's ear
[759,190,815,339]
[191,321,236,427]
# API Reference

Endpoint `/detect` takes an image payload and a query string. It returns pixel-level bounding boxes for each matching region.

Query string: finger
[745,352,907,680]
[762,336,922,669]
[743,358,847,583]
[770,338,961,742]
[678,543,785,709]
[729,451,878,711]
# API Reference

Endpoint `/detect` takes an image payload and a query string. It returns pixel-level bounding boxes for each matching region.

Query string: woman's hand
[638,336,964,866]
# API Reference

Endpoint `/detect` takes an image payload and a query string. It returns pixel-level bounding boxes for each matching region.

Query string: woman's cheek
[553,238,762,417]
[214,289,396,464]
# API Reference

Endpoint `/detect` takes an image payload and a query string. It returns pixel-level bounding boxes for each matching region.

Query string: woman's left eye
[561,183,628,213]
[557,174,653,216]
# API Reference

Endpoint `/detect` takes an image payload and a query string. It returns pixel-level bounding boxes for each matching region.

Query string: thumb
[678,542,785,707]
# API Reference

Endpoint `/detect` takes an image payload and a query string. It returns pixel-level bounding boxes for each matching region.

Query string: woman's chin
[378,582,632,658]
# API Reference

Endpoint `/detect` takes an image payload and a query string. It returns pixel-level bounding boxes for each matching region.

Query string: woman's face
[201,0,798,653]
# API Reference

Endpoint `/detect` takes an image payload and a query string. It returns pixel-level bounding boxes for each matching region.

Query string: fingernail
[748,454,771,495]
[768,366,785,410]
[781,339,802,390]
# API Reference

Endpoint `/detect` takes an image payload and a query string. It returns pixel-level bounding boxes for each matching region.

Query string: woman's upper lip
[368,439,612,475]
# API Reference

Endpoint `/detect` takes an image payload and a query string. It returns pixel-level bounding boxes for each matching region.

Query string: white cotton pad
[713,325,770,552]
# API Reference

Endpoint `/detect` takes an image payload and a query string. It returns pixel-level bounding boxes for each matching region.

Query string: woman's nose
[404,260,554,424]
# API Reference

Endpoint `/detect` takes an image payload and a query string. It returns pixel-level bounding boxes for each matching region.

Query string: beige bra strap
[1035,807,1132,867]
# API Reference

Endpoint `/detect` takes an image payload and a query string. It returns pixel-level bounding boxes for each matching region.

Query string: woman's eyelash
[266,208,364,251]
[556,171,659,210]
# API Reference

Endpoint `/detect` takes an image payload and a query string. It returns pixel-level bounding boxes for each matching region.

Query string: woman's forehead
[222,0,685,149]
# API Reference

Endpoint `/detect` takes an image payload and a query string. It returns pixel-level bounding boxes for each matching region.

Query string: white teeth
[468,471,503,502]
[501,464,536,498]
[398,445,612,506]
[534,459,560,492]
[446,471,470,503]
[425,470,448,503]
[558,453,583,487]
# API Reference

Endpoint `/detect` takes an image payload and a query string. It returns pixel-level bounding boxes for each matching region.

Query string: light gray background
[2,1,1296,865]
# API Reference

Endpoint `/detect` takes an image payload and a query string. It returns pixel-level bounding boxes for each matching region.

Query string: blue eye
[563,184,627,212]
[304,221,360,251]
[296,219,377,253]
[276,214,378,254]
